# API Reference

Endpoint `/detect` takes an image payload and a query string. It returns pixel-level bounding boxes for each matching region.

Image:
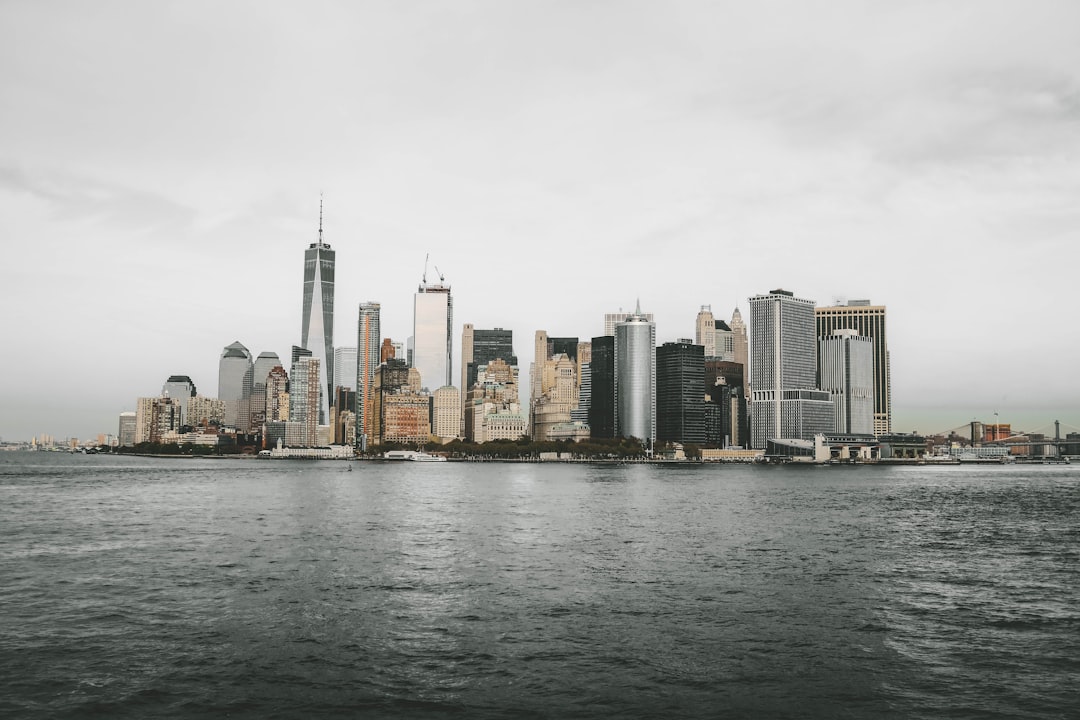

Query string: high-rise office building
[588,335,615,438]
[413,273,453,392]
[748,289,833,449]
[571,341,592,425]
[264,366,289,423]
[288,353,320,447]
[614,303,656,445]
[731,307,749,398]
[356,302,381,449]
[462,327,516,394]
[604,310,655,337]
[696,306,716,358]
[334,347,357,393]
[301,200,335,426]
[656,340,705,445]
[161,375,196,427]
[815,300,891,435]
[118,411,137,447]
[249,352,281,431]
[819,329,875,435]
[218,341,253,432]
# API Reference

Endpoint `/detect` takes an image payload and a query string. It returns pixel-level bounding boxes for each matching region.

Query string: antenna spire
[318,192,324,243]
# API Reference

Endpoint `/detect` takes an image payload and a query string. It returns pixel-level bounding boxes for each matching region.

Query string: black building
[656,341,705,445]
[704,359,748,447]
[588,335,615,438]
[549,337,579,362]
[468,328,517,390]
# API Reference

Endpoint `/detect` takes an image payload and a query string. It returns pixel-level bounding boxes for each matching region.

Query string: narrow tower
[301,197,335,425]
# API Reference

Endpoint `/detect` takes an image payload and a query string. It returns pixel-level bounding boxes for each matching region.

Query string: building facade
[432,385,462,442]
[161,375,197,427]
[300,203,336,426]
[356,302,381,450]
[815,300,891,435]
[656,341,705,445]
[818,329,875,435]
[749,289,834,448]
[334,347,357,393]
[218,341,253,432]
[588,335,615,438]
[288,354,320,447]
[614,304,656,445]
[413,280,453,392]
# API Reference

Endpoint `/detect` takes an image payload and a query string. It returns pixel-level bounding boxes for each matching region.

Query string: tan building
[432,386,461,442]
[382,394,432,445]
[465,358,525,442]
[531,353,577,441]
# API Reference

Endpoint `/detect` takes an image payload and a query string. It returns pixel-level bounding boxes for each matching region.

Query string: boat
[409,451,446,462]
[382,449,447,462]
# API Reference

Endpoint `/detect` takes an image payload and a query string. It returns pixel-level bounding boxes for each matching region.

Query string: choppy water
[1,452,1077,719]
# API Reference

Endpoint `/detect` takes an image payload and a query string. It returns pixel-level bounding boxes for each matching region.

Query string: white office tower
[748,289,833,449]
[614,301,656,445]
[413,270,453,392]
[819,330,875,435]
[334,347,357,392]
[300,200,335,426]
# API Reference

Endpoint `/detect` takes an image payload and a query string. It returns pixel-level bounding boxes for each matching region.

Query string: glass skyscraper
[301,203,335,426]
[218,341,253,432]
[412,281,453,393]
[614,303,656,446]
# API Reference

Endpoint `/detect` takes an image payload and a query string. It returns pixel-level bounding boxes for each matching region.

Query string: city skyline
[2,2,1079,441]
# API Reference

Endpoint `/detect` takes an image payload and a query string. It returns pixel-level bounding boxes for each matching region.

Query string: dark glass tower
[656,341,705,445]
[301,199,335,426]
[588,335,615,439]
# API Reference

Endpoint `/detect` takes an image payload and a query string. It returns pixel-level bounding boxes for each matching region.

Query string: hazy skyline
[2,1,1078,441]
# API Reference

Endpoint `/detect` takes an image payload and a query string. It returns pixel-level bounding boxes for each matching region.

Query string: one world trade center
[301,199,335,426]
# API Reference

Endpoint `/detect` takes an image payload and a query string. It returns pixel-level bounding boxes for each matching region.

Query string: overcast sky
[2,0,1078,442]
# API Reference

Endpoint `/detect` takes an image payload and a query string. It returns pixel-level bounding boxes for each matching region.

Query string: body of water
[1,452,1077,718]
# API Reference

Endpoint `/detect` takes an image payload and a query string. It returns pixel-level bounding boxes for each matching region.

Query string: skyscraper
[748,289,833,449]
[588,335,615,439]
[218,341,253,432]
[288,353,320,447]
[656,341,705,445]
[161,375,196,427]
[356,302,381,449]
[301,200,335,426]
[604,310,655,336]
[413,272,452,392]
[731,306,749,398]
[819,329,875,435]
[250,352,281,431]
[614,302,656,445]
[333,347,357,393]
[695,306,716,358]
[815,300,891,435]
